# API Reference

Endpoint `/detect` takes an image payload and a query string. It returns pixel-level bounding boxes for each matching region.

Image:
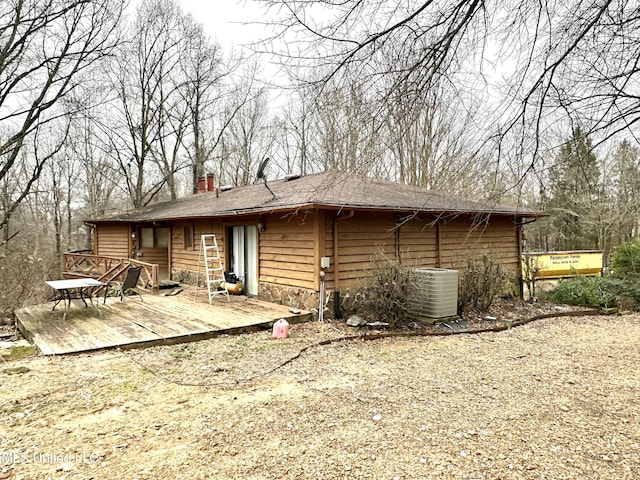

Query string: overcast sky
[178,0,267,50]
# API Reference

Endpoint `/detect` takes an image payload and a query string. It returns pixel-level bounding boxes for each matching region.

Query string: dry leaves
[1,311,639,479]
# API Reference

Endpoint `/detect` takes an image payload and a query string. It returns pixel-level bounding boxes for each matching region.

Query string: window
[140,227,154,248]
[184,224,194,249]
[139,226,170,248]
[156,227,169,248]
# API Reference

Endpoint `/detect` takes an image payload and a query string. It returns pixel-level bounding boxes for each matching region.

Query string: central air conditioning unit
[407,268,459,318]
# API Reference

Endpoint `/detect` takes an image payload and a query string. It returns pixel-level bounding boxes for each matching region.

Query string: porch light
[257,222,265,232]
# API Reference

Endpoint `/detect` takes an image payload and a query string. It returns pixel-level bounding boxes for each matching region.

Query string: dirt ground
[1,306,639,480]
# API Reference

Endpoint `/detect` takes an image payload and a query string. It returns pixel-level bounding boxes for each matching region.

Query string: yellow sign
[523,250,603,279]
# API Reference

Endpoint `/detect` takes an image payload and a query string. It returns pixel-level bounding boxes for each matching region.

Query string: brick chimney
[206,173,214,192]
[197,177,206,193]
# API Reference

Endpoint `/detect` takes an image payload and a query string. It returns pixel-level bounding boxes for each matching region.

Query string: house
[85,171,543,312]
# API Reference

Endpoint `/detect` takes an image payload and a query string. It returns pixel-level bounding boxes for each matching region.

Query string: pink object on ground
[272,318,290,339]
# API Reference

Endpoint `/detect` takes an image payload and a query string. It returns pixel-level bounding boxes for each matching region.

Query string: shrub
[363,253,417,328]
[600,275,640,310]
[542,240,640,309]
[458,253,511,314]
[599,240,640,309]
[542,276,615,307]
[609,241,640,277]
[0,250,51,323]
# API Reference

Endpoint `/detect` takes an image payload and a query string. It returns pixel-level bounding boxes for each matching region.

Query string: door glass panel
[156,227,169,248]
[229,225,258,296]
[245,225,258,296]
[232,226,245,279]
[140,227,154,248]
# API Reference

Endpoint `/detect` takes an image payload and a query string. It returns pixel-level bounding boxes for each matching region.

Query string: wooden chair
[103,266,144,303]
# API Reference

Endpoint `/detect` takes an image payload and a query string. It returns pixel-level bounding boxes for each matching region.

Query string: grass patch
[169,344,199,359]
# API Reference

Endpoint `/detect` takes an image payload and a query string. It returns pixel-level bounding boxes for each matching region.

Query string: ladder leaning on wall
[196,234,229,304]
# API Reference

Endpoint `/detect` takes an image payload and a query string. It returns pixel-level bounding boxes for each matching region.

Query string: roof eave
[87,201,544,223]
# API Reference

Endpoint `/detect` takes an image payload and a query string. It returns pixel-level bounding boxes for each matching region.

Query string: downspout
[436,221,442,268]
[516,217,526,299]
[333,210,355,318]
[516,216,538,299]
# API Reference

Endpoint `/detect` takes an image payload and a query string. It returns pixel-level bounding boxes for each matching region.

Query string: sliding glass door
[229,225,258,296]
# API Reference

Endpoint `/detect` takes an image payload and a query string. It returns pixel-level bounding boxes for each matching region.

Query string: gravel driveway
[1,313,639,479]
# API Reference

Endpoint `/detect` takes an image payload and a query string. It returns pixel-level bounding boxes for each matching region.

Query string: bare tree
[179,17,242,194]
[0,0,124,236]
[0,150,29,246]
[311,85,386,176]
[281,88,315,176]
[260,1,479,94]
[105,0,185,208]
[259,0,640,171]
[1,120,69,249]
[383,81,487,193]
[65,103,120,219]
[223,84,276,186]
[105,0,252,204]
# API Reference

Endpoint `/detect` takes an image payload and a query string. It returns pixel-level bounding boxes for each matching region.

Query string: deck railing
[63,253,160,293]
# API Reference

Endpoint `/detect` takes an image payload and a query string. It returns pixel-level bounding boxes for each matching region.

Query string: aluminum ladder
[197,234,229,303]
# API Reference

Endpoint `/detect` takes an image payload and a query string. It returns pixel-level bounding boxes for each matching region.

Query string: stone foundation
[172,268,201,286]
[171,272,370,319]
[259,284,370,318]
[258,282,319,311]
[324,287,369,318]
[257,283,370,318]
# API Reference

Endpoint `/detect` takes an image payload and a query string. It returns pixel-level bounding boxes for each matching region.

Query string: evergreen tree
[546,128,601,250]
[611,140,640,241]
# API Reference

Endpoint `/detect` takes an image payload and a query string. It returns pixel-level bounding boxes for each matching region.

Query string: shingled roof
[90,171,543,222]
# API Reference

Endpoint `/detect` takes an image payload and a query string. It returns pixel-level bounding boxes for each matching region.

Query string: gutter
[86,203,543,224]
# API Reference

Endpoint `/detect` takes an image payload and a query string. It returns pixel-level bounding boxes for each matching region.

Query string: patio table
[45,278,105,320]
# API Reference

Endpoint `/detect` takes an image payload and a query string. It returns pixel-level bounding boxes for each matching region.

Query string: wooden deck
[15,291,312,355]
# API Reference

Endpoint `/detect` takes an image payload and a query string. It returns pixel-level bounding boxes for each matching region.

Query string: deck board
[16,292,312,355]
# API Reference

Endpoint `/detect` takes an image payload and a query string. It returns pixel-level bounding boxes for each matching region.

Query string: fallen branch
[259,309,600,377]
[126,309,600,387]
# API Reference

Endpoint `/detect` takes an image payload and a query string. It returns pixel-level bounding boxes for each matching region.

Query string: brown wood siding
[171,220,224,272]
[96,211,520,293]
[259,213,315,289]
[133,224,171,280]
[439,216,519,274]
[398,217,438,268]
[335,212,396,288]
[333,212,519,289]
[138,248,169,278]
[95,223,130,258]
